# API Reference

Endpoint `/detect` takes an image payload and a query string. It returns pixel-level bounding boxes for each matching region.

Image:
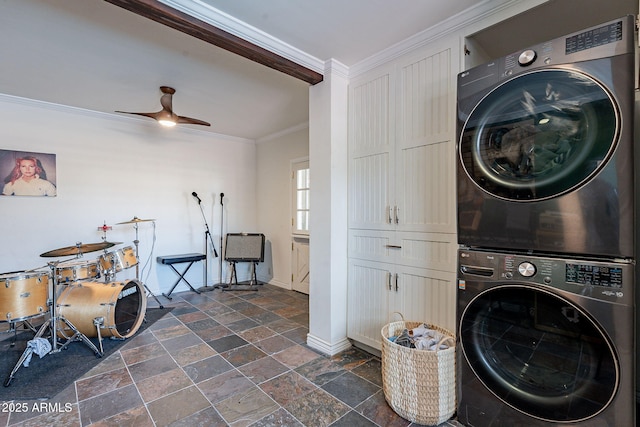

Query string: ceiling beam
[103,0,324,85]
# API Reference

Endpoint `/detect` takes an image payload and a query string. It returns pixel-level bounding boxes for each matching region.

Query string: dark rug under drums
[0,308,172,401]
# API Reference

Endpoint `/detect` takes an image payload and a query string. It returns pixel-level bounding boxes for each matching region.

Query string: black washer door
[459,69,619,201]
[460,285,618,422]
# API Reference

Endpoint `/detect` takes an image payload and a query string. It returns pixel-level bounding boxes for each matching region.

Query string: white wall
[307,61,351,355]
[0,95,258,295]
[255,125,309,288]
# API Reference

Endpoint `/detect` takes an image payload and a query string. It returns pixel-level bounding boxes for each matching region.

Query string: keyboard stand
[157,253,206,299]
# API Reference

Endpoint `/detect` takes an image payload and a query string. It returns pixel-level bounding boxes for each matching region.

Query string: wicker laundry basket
[381,313,456,425]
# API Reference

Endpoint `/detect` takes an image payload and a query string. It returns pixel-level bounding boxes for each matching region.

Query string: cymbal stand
[132,220,163,309]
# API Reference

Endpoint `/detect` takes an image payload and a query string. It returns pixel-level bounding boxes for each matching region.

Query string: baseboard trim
[306,333,351,356]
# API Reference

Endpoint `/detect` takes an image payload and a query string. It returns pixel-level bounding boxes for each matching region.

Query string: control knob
[518,262,536,277]
[518,49,537,66]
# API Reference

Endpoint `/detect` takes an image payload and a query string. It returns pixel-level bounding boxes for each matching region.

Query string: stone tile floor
[0,284,463,426]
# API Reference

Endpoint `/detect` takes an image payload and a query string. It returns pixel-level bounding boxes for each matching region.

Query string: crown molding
[0,93,255,144]
[257,122,309,144]
[159,0,325,74]
[349,0,547,78]
[324,59,349,80]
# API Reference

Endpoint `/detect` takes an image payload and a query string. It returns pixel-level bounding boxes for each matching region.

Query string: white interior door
[292,237,309,294]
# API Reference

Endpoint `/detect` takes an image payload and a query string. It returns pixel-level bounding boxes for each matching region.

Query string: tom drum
[99,246,138,273]
[0,271,49,322]
[56,259,100,283]
[56,280,146,339]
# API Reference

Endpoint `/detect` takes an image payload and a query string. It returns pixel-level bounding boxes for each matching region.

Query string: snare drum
[56,259,100,283]
[0,271,49,322]
[56,279,147,339]
[99,246,138,273]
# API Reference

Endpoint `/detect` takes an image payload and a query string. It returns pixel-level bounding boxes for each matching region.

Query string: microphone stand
[195,196,218,291]
[213,193,227,289]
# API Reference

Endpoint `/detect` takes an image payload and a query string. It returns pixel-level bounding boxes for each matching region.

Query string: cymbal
[116,216,156,225]
[40,241,119,258]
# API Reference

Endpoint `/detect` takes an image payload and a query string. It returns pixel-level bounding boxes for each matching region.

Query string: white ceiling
[1,0,502,140]
[193,0,483,67]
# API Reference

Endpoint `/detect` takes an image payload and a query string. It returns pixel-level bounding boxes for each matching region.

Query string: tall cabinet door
[395,46,456,234]
[348,65,396,230]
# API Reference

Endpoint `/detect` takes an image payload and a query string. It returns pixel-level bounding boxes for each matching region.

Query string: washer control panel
[458,249,632,303]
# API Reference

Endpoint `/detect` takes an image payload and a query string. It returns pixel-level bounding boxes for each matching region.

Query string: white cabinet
[347,43,459,350]
[349,47,456,234]
[349,65,395,230]
[347,259,456,350]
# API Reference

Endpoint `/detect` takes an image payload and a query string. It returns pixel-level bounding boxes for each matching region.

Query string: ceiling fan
[116,86,210,127]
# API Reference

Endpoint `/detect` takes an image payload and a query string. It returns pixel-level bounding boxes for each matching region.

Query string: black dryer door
[459,68,619,201]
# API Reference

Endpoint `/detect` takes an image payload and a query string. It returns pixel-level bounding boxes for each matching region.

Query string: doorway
[291,158,309,294]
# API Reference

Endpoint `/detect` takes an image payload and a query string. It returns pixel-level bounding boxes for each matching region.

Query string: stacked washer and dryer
[455,16,636,426]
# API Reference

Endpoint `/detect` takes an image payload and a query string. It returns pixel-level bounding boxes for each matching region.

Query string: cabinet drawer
[348,229,457,272]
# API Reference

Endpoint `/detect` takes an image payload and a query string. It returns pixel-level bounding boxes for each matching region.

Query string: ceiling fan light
[156,109,177,127]
[158,118,177,127]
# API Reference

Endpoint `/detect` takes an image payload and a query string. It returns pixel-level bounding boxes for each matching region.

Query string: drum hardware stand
[102,251,117,283]
[6,319,40,347]
[53,313,102,357]
[131,220,164,309]
[4,313,52,387]
[93,317,104,354]
[98,221,113,242]
[49,262,102,357]
[4,263,103,387]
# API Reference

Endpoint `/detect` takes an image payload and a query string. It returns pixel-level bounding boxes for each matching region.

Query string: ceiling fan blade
[177,115,211,126]
[160,94,173,112]
[115,110,161,120]
[116,86,210,127]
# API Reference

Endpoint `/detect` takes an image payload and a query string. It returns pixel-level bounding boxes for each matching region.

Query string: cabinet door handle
[387,272,392,290]
[394,206,399,224]
[387,206,393,224]
[385,244,402,249]
[395,273,399,292]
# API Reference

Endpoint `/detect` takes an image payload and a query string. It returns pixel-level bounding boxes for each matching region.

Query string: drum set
[1,217,157,386]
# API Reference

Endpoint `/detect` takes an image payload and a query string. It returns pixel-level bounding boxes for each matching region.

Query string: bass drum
[57,280,146,339]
